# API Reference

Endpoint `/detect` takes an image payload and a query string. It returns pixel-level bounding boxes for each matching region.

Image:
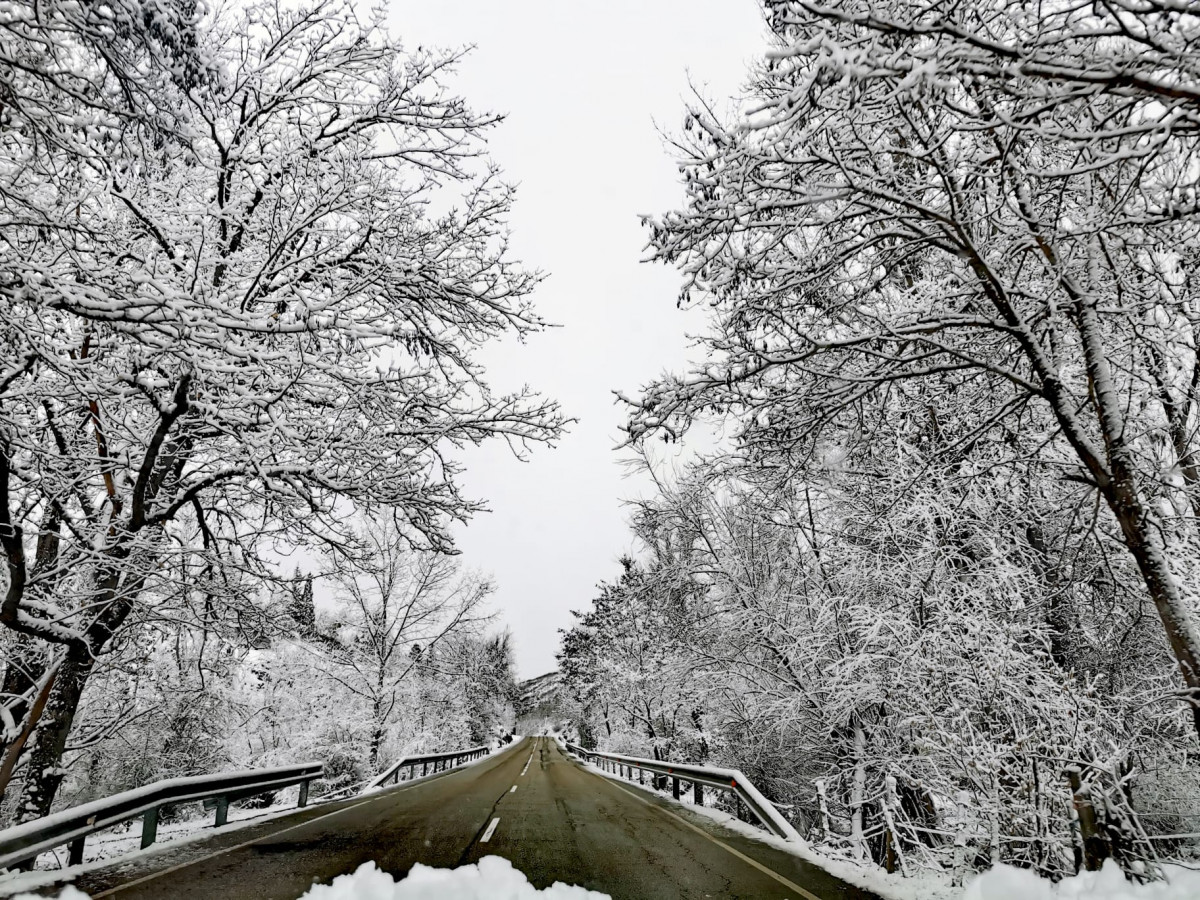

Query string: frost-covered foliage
[16,541,517,820]
[625,0,1200,742]
[587,0,1200,887]
[0,0,558,823]
[563,456,1199,882]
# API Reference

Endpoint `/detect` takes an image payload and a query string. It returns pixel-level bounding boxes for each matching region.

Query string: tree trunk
[0,660,60,807]
[1025,522,1080,672]
[369,703,385,774]
[1102,471,1200,739]
[15,647,95,825]
[850,719,868,863]
[1072,294,1200,742]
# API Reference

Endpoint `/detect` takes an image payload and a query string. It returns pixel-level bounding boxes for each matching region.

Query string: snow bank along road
[13,738,880,900]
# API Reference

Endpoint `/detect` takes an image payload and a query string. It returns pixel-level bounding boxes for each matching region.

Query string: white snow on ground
[0,800,308,898]
[51,791,300,867]
[0,788,304,882]
[964,860,1200,900]
[298,857,610,899]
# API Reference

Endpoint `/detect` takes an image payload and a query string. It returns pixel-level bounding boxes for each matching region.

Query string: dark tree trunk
[15,647,95,824]
[1025,522,1080,672]
[369,703,385,774]
[14,564,140,825]
[1105,477,1200,740]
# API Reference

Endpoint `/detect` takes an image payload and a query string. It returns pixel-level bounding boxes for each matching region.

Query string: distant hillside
[516,671,568,735]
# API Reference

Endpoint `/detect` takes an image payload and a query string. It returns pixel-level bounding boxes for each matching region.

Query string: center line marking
[510,785,517,792]
[481,817,500,843]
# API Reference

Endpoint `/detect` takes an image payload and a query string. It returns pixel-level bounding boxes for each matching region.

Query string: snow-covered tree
[0,0,562,820]
[565,447,1188,878]
[626,0,1200,745]
[559,554,712,763]
[319,519,493,771]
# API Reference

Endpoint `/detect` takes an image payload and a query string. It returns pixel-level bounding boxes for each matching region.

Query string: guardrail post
[639,767,644,785]
[298,780,310,808]
[215,796,229,827]
[423,761,428,776]
[409,764,415,780]
[140,807,159,849]
[68,836,85,866]
[672,776,680,800]
[693,782,703,805]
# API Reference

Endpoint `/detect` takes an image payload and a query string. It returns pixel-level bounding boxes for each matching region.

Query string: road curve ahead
[21,737,881,900]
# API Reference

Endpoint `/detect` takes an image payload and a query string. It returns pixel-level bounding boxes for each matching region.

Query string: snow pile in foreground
[299,857,611,900]
[965,860,1200,900]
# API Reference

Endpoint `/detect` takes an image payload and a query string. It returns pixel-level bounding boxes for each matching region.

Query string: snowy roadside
[585,761,1200,900]
[0,796,307,899]
[581,759,956,900]
[964,861,1200,899]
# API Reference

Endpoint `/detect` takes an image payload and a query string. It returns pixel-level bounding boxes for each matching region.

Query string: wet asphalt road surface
[11,737,882,900]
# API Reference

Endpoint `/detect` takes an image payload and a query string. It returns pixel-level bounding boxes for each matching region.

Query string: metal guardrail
[0,762,323,870]
[565,743,802,842]
[364,745,490,792]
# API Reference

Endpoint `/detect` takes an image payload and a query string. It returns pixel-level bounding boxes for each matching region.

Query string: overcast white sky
[385,0,769,679]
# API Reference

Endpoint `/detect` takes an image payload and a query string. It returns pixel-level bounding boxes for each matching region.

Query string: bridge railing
[0,762,323,871]
[364,745,489,792]
[565,743,801,843]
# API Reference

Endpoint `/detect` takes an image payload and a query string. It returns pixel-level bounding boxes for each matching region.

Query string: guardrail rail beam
[0,761,324,871]
[364,745,490,794]
[564,743,802,843]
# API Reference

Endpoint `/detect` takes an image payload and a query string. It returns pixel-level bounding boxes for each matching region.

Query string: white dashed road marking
[481,817,500,843]
[510,785,517,793]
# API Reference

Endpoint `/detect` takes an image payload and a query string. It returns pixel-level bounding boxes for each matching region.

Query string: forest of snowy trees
[0,0,543,829]
[5,0,1200,893]
[559,0,1200,887]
